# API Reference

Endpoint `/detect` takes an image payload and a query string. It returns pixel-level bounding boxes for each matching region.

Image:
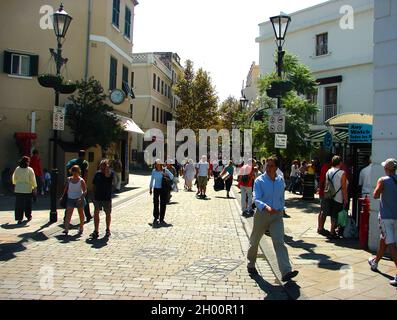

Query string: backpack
[162,170,173,192]
[324,169,342,200]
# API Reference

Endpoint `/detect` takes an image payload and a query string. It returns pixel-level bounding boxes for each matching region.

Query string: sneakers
[282,270,299,282]
[390,275,397,287]
[368,257,378,272]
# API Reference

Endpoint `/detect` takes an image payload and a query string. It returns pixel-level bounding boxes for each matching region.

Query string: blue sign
[349,124,372,144]
[323,131,333,149]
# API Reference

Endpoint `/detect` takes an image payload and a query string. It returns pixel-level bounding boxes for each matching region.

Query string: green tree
[66,77,124,150]
[252,52,318,159]
[174,60,219,133]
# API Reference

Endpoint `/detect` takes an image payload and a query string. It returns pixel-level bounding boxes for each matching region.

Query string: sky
[133,0,329,103]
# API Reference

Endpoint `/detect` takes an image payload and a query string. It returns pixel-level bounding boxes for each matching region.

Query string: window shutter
[29,55,39,76]
[3,51,12,74]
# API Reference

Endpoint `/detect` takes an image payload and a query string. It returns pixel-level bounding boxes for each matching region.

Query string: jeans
[15,193,32,221]
[153,188,167,222]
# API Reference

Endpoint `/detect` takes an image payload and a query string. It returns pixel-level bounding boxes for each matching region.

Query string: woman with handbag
[220,161,235,198]
[63,165,87,236]
[12,156,37,224]
[149,159,174,227]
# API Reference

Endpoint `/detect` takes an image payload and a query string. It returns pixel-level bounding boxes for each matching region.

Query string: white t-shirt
[359,164,372,195]
[196,162,209,177]
[326,167,347,204]
[290,165,299,177]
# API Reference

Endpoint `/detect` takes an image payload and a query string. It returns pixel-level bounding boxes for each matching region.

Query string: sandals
[90,231,99,239]
[105,229,111,237]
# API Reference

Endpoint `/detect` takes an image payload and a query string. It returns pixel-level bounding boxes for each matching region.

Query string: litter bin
[302,173,315,200]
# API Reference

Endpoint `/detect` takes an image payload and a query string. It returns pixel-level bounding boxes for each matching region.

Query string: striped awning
[307,128,349,143]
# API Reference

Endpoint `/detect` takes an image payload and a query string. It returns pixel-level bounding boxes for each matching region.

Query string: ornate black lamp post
[270,14,291,109]
[49,4,73,223]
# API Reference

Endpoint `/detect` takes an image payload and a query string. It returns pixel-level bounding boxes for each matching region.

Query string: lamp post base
[49,168,58,223]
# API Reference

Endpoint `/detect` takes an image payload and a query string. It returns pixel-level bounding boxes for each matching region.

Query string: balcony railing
[324,104,337,122]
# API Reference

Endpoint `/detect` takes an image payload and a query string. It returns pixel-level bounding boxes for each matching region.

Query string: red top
[30,154,43,177]
[239,165,254,188]
[318,163,331,198]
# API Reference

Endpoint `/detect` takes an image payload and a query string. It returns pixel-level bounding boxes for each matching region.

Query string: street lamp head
[240,97,249,110]
[52,3,73,38]
[270,14,291,42]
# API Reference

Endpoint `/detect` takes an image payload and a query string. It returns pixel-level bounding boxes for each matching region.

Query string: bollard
[359,195,370,249]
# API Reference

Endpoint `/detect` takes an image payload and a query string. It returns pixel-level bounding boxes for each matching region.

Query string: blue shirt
[150,168,174,189]
[380,175,397,220]
[253,173,285,212]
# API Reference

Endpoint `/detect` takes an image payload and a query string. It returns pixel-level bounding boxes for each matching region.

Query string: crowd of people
[6,149,397,286]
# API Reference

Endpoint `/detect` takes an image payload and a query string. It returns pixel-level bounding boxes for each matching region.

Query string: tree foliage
[173,60,219,133]
[252,51,318,160]
[66,77,124,150]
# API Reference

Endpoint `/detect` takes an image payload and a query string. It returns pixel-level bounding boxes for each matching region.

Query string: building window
[307,91,318,124]
[153,73,156,90]
[112,0,120,28]
[160,110,163,124]
[316,33,328,56]
[124,6,131,38]
[152,105,155,121]
[131,72,134,88]
[3,51,39,77]
[161,81,164,95]
[122,65,129,95]
[157,77,160,92]
[324,86,337,122]
[156,108,159,123]
[109,56,118,90]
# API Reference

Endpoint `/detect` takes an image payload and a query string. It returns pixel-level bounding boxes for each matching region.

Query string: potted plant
[58,80,77,94]
[37,74,63,88]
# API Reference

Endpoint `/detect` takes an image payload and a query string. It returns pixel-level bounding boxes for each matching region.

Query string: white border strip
[90,34,133,63]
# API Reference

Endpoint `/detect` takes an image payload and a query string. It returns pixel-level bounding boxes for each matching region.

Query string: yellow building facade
[0,0,140,189]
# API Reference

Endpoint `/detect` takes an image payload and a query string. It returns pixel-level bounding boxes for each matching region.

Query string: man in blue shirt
[247,155,298,282]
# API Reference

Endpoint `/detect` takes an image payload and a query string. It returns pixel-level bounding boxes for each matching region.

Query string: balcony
[324,104,338,122]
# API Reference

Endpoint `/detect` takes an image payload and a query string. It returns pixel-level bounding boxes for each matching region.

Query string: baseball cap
[381,158,397,170]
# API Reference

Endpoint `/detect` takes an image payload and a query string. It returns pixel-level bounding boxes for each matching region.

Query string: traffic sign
[323,131,333,149]
[268,109,286,133]
[275,134,287,149]
[53,106,65,131]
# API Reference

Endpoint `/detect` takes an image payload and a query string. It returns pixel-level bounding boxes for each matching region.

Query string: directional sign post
[269,108,286,133]
[53,106,65,131]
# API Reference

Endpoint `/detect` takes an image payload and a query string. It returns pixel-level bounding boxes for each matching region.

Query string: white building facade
[256,0,374,129]
[369,0,397,251]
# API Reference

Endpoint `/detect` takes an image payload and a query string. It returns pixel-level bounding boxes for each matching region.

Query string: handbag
[213,177,225,191]
[343,217,358,239]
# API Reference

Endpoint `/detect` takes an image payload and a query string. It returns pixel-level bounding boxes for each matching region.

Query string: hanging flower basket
[37,74,63,88]
[58,80,77,94]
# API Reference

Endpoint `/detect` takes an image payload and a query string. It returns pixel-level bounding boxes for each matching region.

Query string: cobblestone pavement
[0,176,287,300]
[233,184,397,300]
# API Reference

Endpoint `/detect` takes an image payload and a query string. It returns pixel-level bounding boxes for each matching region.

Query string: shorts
[323,199,343,222]
[93,200,112,213]
[379,218,397,245]
[320,198,331,216]
[197,176,208,188]
[67,197,86,209]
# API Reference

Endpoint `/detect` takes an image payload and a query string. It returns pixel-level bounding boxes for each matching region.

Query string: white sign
[269,109,286,133]
[275,134,287,149]
[53,106,65,131]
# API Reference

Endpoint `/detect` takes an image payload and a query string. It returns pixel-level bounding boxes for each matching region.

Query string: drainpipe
[84,0,92,81]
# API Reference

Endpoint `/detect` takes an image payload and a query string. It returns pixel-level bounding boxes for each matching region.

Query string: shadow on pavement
[86,237,109,249]
[285,197,320,215]
[285,235,348,271]
[249,273,295,300]
[1,222,29,230]
[214,196,236,200]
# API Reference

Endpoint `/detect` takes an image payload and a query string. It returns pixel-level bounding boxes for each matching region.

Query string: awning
[325,113,373,126]
[111,113,144,134]
[307,129,349,143]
